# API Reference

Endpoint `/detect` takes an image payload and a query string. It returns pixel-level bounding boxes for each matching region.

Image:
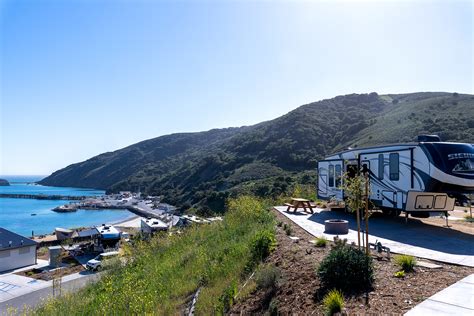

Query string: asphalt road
[0,272,100,314]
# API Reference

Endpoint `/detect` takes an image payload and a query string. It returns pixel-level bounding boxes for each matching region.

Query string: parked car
[86,251,120,271]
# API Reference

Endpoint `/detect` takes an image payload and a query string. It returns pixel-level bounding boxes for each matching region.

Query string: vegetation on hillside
[39,92,474,213]
[32,196,275,315]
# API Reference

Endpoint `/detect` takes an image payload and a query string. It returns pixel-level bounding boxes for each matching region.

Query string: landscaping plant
[317,238,374,293]
[268,299,279,316]
[340,169,371,251]
[394,270,405,278]
[314,236,327,247]
[254,264,280,290]
[394,254,416,272]
[251,230,277,263]
[322,289,344,316]
[283,223,293,236]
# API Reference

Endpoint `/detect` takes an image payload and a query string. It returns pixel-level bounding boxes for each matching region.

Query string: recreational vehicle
[317,136,474,217]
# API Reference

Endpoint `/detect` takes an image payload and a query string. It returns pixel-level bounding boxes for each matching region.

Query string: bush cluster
[317,239,374,293]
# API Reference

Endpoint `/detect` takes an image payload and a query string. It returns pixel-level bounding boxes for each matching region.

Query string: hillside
[40,92,474,213]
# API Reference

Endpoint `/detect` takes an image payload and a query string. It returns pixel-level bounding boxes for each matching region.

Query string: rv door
[318,162,329,200]
[318,160,344,201]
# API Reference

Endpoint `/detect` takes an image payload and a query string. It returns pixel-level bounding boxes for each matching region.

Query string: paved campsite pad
[274,206,474,267]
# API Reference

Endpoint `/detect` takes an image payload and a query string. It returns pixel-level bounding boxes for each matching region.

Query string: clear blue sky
[1,0,472,175]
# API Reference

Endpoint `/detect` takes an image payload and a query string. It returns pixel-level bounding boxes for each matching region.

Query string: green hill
[39,92,474,213]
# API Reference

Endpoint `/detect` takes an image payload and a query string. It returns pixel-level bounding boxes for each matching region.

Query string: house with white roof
[141,218,168,235]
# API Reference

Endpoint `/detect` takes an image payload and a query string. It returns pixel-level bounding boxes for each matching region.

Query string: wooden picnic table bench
[285,198,315,214]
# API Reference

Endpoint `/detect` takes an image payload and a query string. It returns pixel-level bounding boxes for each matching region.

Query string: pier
[0,193,88,200]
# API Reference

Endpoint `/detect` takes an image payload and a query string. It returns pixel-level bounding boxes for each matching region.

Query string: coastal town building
[0,228,37,272]
[140,218,168,235]
[55,227,74,241]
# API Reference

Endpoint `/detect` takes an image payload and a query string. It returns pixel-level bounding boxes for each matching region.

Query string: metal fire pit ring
[324,219,349,234]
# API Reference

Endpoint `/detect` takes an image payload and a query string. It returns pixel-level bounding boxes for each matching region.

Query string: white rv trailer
[317,136,474,217]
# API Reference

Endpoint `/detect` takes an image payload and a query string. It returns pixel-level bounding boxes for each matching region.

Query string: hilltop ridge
[40,92,474,213]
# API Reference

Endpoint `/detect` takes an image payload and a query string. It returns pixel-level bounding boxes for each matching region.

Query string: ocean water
[0,176,134,236]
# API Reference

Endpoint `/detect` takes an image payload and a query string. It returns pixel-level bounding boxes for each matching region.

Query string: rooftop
[95,225,120,237]
[142,218,168,229]
[0,228,37,250]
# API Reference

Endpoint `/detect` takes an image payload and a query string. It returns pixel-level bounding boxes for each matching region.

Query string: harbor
[0,179,130,236]
[50,191,176,219]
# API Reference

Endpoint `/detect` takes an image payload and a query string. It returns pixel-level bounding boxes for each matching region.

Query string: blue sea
[0,176,134,236]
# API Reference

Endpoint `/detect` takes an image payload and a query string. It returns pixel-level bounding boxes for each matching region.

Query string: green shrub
[217,281,238,313]
[314,236,327,247]
[317,241,374,293]
[464,215,474,223]
[394,270,405,278]
[251,230,276,263]
[268,298,278,316]
[283,223,293,236]
[394,254,416,272]
[322,289,344,316]
[255,264,280,290]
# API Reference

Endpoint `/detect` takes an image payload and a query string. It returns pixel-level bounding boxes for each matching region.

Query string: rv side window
[335,165,342,187]
[378,154,384,180]
[328,165,334,187]
[389,153,399,181]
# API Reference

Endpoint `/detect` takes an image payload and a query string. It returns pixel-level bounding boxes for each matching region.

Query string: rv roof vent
[418,135,441,142]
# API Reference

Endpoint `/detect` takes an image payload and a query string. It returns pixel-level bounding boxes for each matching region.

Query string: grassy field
[32,196,275,315]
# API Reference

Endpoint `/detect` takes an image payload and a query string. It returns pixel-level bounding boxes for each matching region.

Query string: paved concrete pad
[0,269,97,306]
[274,206,474,267]
[405,274,474,315]
[0,271,101,313]
[0,274,49,303]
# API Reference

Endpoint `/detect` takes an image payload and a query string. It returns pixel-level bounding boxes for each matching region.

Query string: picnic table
[284,198,315,214]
